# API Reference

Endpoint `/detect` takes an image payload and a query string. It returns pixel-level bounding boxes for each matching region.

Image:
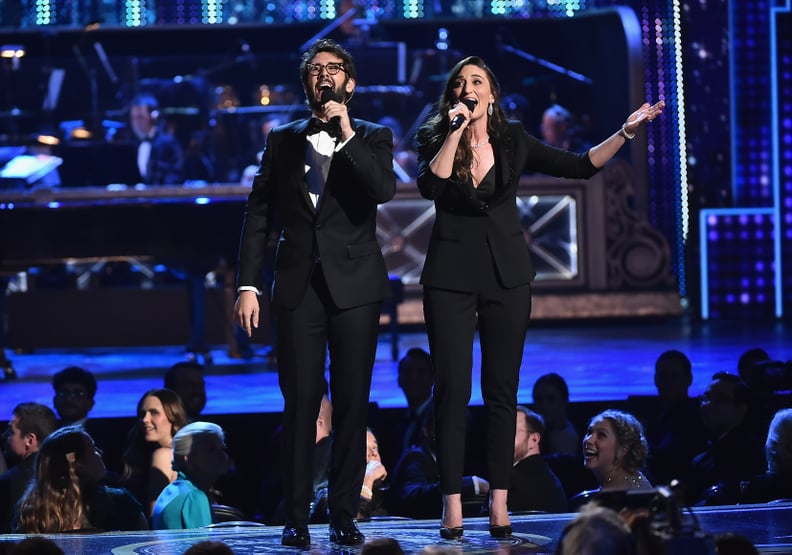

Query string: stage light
[0,45,25,70]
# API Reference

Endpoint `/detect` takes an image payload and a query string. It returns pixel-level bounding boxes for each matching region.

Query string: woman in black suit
[415,55,663,539]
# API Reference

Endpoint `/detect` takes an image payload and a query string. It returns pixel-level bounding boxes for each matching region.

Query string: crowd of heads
[2,342,788,552]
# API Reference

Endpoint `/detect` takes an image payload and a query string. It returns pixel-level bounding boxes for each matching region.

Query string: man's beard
[308,81,346,112]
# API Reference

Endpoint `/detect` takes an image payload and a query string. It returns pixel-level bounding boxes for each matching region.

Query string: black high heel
[440,526,464,540]
[489,524,513,538]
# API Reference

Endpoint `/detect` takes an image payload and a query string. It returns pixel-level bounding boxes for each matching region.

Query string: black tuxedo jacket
[237,117,396,310]
[140,130,183,185]
[417,121,599,292]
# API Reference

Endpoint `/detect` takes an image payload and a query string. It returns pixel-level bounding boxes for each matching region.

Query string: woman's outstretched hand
[624,101,665,135]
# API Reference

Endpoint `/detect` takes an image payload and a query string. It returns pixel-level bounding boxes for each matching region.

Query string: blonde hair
[15,427,95,533]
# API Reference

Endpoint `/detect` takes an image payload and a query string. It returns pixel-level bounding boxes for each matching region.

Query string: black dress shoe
[439,526,464,539]
[489,524,513,538]
[329,521,365,545]
[282,526,311,547]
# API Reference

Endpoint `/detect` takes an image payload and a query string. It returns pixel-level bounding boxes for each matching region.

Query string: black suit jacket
[417,121,599,292]
[237,118,396,309]
[140,130,183,185]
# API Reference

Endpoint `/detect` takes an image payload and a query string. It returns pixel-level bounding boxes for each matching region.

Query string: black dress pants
[275,264,382,527]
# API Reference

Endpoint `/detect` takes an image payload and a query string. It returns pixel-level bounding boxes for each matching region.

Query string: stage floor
[1,503,791,554]
[2,318,790,418]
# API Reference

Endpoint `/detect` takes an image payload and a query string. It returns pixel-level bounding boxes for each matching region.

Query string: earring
[488,102,494,116]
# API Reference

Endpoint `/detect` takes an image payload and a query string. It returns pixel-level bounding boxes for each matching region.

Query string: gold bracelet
[619,123,636,140]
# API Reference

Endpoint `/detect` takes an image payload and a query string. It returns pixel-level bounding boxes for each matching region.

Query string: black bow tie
[307,118,339,138]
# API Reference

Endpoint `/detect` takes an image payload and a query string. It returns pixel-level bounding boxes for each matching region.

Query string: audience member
[0,403,57,533]
[122,388,188,518]
[126,92,184,185]
[358,428,389,521]
[508,407,568,513]
[50,366,125,475]
[644,350,708,486]
[684,372,766,506]
[52,366,96,426]
[183,541,236,555]
[387,409,487,519]
[532,373,580,456]
[555,503,635,555]
[152,421,231,529]
[580,409,652,493]
[736,348,770,387]
[164,361,207,421]
[14,426,146,533]
[540,103,592,153]
[396,347,433,456]
[739,408,792,504]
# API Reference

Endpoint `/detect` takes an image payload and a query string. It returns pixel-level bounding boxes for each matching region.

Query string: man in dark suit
[508,407,568,513]
[0,403,57,532]
[128,93,184,185]
[234,39,395,547]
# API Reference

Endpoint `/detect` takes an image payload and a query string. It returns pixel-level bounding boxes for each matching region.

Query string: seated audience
[164,361,207,421]
[644,350,708,486]
[50,366,124,474]
[122,389,188,518]
[532,373,580,456]
[387,408,487,519]
[508,407,568,513]
[52,366,96,427]
[555,502,635,555]
[380,347,434,467]
[539,103,592,153]
[152,421,230,529]
[739,408,792,503]
[358,428,389,521]
[14,426,146,533]
[576,409,652,504]
[737,348,770,387]
[684,372,765,506]
[0,403,58,533]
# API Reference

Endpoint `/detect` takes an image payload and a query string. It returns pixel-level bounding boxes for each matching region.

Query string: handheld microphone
[449,97,478,131]
[320,88,342,135]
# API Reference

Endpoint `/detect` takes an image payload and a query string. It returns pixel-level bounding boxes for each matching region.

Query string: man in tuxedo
[234,38,395,547]
[128,93,184,185]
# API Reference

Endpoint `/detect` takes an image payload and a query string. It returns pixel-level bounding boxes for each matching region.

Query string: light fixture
[1,44,25,70]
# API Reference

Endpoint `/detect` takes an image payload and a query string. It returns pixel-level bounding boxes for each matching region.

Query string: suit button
[315,224,322,230]
[480,204,488,211]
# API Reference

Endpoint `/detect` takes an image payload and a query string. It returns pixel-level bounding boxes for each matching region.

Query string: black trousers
[424,250,532,493]
[275,264,382,527]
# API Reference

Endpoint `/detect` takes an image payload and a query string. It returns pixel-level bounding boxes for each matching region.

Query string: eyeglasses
[699,392,735,405]
[56,389,88,399]
[306,62,345,76]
